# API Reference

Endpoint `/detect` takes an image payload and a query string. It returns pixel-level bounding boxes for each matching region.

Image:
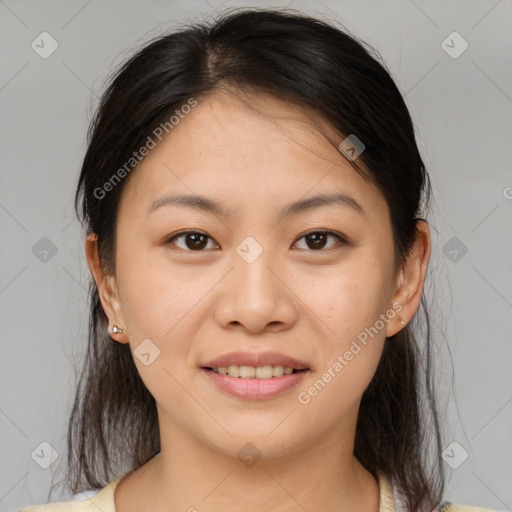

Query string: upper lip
[202,351,309,370]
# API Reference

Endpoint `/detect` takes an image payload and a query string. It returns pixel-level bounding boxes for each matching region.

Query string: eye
[165,230,219,251]
[293,230,347,251]
[165,229,347,252]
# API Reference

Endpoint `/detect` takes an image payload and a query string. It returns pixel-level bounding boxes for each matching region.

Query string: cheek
[291,254,391,399]
[114,246,205,400]
[294,265,387,414]
[297,258,391,339]
[115,239,207,338]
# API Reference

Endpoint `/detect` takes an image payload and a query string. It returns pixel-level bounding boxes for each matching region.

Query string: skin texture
[85,90,431,512]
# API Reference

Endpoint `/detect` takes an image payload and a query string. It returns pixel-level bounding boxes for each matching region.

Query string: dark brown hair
[64,7,445,512]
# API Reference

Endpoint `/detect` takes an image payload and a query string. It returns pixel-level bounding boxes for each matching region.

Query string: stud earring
[111,324,123,334]
[400,320,405,326]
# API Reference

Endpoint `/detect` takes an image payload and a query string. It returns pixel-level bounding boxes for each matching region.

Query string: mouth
[199,351,310,399]
[200,365,310,400]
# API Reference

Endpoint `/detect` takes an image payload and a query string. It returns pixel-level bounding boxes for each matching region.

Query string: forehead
[119,90,387,223]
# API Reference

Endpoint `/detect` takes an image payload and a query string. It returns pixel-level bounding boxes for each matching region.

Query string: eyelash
[164,229,348,252]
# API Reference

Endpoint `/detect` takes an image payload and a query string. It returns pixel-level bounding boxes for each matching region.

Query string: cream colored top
[13,471,495,512]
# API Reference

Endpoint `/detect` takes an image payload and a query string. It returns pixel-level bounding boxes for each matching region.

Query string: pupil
[307,233,327,249]
[186,233,207,250]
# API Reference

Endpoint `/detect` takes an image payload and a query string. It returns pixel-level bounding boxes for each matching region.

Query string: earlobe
[85,233,129,344]
[99,274,128,342]
[386,302,407,338]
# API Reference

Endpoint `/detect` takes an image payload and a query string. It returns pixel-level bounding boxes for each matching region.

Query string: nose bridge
[232,234,279,300]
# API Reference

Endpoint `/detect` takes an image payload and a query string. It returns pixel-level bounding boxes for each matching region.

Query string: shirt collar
[99,469,403,512]
[378,470,401,512]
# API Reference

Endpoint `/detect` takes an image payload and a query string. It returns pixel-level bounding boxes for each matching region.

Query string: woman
[17,7,495,512]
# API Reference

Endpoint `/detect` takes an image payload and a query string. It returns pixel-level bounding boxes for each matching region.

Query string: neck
[116,413,380,512]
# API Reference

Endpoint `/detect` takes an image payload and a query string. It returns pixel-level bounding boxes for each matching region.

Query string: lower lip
[201,368,309,400]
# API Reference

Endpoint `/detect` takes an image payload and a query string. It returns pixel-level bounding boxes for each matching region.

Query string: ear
[85,233,129,344]
[386,220,431,338]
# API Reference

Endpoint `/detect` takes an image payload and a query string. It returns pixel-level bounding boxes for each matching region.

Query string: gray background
[1,0,511,510]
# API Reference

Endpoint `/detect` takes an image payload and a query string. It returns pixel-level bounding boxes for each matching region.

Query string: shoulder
[12,476,122,512]
[440,503,497,512]
[12,502,92,512]
[378,471,496,512]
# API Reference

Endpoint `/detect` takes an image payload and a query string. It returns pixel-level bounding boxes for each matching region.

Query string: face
[89,90,424,460]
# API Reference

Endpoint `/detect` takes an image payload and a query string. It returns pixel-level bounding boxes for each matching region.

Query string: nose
[214,245,299,334]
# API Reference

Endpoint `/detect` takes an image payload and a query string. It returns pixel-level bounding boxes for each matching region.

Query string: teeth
[213,364,297,378]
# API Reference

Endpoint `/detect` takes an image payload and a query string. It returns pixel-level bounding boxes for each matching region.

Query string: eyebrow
[148,191,367,219]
